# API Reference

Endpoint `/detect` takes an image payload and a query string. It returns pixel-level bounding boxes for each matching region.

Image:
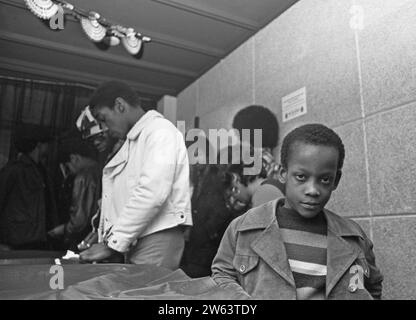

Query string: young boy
[211,124,383,300]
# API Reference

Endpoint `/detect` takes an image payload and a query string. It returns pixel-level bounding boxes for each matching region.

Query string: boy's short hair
[89,81,143,111]
[280,123,345,171]
[232,105,279,150]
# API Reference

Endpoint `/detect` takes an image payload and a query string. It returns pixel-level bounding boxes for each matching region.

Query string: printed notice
[282,87,307,122]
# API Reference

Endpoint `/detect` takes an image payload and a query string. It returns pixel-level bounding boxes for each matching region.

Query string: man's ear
[114,97,127,114]
[277,164,288,184]
[333,170,342,190]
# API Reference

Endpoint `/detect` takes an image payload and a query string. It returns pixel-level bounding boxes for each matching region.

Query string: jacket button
[348,284,357,293]
[239,265,246,273]
[112,239,117,244]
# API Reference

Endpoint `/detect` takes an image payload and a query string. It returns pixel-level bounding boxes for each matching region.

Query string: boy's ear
[333,170,342,190]
[277,164,288,184]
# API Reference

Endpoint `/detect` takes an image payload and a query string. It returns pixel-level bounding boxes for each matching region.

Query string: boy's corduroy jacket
[211,199,383,300]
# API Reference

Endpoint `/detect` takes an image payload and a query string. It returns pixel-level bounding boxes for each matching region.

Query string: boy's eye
[295,174,306,182]
[321,176,332,184]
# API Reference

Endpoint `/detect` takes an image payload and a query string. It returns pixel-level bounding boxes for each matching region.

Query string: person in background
[180,135,234,278]
[70,106,125,253]
[76,105,124,168]
[212,124,383,299]
[79,81,192,269]
[232,104,279,158]
[223,146,284,213]
[48,136,101,251]
[220,105,284,217]
[0,126,58,250]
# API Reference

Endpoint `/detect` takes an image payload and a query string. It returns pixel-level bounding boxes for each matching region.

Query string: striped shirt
[276,205,327,300]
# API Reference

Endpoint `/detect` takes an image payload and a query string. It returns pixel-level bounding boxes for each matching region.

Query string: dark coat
[64,163,101,249]
[0,154,58,248]
[181,165,235,277]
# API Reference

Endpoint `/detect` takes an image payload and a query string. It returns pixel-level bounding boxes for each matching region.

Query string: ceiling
[0,0,298,102]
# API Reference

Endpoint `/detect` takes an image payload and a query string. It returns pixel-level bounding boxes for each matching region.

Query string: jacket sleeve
[106,127,182,252]
[65,174,98,236]
[211,220,252,299]
[361,235,384,299]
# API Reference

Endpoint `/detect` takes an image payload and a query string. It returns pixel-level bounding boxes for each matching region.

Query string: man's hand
[79,243,116,262]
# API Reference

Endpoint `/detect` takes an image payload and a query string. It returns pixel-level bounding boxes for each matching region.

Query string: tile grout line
[350,213,416,220]
[196,79,200,119]
[352,0,373,241]
[252,37,256,104]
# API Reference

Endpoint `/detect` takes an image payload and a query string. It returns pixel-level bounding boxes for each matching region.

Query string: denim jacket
[211,199,383,300]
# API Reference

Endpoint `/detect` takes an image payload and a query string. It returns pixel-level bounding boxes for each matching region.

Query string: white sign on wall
[282,87,307,122]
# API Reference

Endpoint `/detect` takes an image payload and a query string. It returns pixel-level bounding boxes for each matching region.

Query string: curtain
[0,77,93,169]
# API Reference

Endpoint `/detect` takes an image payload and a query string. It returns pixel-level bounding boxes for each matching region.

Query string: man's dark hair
[89,81,143,111]
[280,123,345,171]
[14,125,52,154]
[232,105,279,150]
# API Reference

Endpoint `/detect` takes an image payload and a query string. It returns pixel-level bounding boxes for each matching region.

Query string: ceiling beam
[0,0,225,58]
[0,56,176,96]
[151,0,259,31]
[0,30,197,78]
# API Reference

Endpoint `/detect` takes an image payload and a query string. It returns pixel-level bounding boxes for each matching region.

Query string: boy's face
[278,142,341,219]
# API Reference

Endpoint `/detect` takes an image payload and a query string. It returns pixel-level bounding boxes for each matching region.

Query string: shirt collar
[237,198,364,239]
[126,110,164,141]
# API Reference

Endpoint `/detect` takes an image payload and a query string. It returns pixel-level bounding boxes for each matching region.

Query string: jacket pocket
[233,255,259,275]
[232,255,260,292]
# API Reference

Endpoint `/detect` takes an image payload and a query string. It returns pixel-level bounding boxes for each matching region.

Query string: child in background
[211,123,383,300]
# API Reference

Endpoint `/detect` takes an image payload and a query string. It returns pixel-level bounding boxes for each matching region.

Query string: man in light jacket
[80,81,192,269]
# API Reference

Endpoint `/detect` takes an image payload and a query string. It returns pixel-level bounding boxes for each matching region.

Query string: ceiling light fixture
[24,0,152,57]
[80,12,106,43]
[24,0,59,20]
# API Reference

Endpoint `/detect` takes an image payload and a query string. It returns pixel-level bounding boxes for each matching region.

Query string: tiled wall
[176,0,416,299]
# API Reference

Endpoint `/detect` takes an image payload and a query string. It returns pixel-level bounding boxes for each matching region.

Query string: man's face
[92,105,128,139]
[90,131,113,153]
[39,142,49,157]
[37,142,49,165]
[279,142,341,219]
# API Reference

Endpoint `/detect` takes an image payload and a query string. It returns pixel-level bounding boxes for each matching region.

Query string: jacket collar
[237,198,364,296]
[237,198,364,239]
[104,110,163,172]
[126,110,164,141]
